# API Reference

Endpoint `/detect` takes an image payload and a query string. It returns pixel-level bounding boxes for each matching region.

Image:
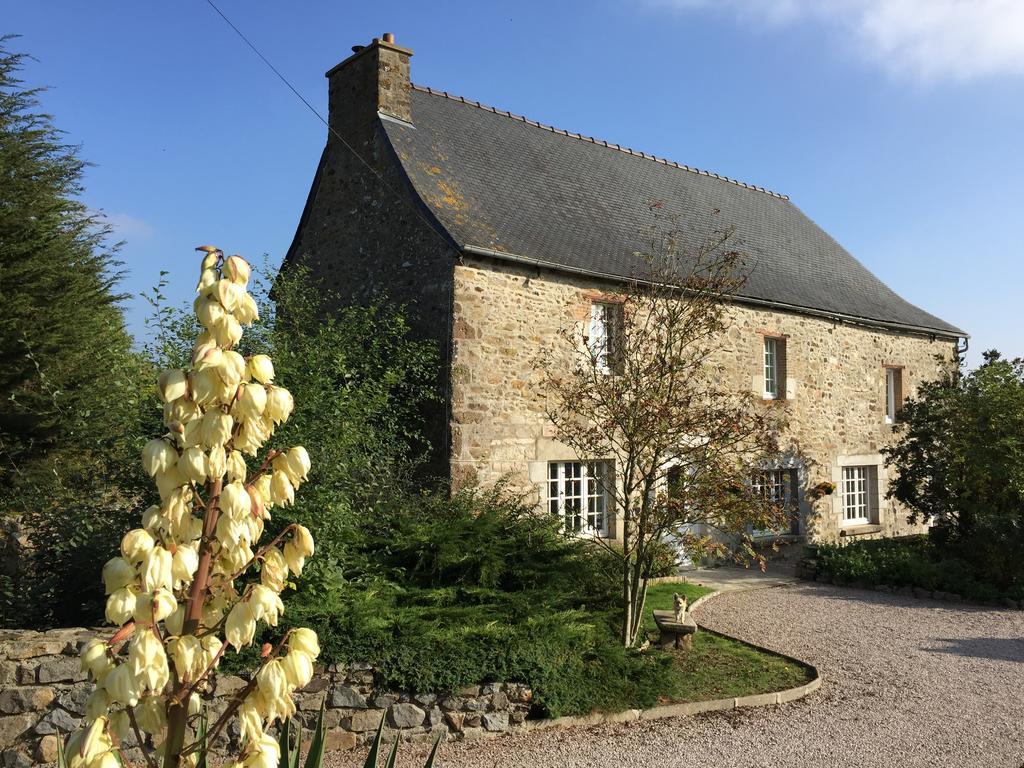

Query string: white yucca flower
[65,248,319,768]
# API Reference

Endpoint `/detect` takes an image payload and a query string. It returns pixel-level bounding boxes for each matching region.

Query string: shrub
[885,351,1024,592]
[644,538,683,579]
[272,484,681,717]
[3,260,440,630]
[814,535,1020,601]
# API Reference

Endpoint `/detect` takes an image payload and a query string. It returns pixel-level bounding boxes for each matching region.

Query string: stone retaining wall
[0,628,532,766]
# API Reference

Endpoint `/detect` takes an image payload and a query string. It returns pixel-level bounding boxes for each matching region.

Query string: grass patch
[643,580,813,703]
[272,487,813,719]
[668,632,812,701]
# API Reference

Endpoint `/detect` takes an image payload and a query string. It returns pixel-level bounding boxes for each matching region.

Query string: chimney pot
[382,32,395,43]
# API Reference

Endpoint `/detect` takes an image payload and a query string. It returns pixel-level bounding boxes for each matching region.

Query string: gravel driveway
[326,582,1024,768]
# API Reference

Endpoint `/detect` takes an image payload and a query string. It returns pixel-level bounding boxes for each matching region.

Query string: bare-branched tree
[538,212,792,647]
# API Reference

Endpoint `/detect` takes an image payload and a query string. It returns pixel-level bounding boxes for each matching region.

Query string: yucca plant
[51,247,440,768]
[359,714,441,768]
[273,700,325,768]
[273,702,441,768]
[57,700,441,767]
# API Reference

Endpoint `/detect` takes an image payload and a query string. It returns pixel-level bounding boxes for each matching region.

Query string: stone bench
[652,610,698,650]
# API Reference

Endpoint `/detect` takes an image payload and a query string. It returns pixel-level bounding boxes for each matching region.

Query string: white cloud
[646,0,1024,82]
[96,211,155,240]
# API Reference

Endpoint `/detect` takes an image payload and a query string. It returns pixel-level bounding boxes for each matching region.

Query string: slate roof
[382,85,963,338]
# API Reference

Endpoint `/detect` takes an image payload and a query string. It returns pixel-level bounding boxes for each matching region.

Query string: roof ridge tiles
[410,82,790,200]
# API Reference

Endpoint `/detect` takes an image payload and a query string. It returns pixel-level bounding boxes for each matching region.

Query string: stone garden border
[0,589,821,763]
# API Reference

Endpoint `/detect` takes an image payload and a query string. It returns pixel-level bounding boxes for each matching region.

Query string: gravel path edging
[517,587,821,735]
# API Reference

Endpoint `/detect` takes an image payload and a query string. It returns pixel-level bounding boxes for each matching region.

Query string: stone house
[285,34,966,544]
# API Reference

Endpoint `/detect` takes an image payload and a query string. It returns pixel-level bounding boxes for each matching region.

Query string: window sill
[751,532,802,543]
[840,524,883,537]
[571,529,611,541]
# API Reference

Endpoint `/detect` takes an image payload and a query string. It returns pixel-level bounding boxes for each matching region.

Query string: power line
[203,0,457,459]
[203,0,454,250]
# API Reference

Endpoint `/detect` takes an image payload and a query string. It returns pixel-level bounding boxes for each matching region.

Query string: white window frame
[841,466,872,526]
[763,337,779,399]
[751,468,798,536]
[548,460,611,537]
[588,303,619,375]
[885,367,897,424]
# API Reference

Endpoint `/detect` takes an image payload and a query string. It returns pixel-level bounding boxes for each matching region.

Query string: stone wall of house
[0,628,532,766]
[286,48,458,475]
[288,130,456,343]
[449,256,958,543]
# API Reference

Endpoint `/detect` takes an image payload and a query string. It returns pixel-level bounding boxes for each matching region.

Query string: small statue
[673,592,688,623]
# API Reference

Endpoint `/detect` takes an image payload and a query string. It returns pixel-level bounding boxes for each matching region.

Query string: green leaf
[361,712,387,768]
[383,737,400,768]
[302,697,327,768]
[196,707,209,768]
[56,731,67,768]
[422,734,442,768]
[291,718,301,768]
[278,718,292,768]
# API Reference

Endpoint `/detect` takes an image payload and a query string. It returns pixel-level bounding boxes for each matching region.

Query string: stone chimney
[325,32,413,142]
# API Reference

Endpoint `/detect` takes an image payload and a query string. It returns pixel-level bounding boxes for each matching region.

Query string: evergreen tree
[0,36,151,626]
[0,36,139,473]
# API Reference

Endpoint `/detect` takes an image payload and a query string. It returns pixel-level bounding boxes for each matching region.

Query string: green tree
[0,37,153,627]
[884,350,1024,589]
[253,265,441,581]
[537,216,787,647]
[0,37,142,477]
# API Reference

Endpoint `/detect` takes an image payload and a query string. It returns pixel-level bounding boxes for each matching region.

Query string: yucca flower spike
[62,246,318,768]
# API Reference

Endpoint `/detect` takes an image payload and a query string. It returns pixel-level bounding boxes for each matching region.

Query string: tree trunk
[620,509,633,647]
[631,577,649,647]
[163,477,222,768]
[621,546,633,646]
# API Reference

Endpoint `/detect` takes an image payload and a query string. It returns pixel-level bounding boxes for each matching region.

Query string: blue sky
[7,0,1023,366]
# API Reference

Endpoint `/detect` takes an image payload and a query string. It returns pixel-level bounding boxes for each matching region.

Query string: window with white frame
[763,336,785,399]
[751,468,798,535]
[548,460,611,536]
[885,367,903,424]
[841,465,878,526]
[588,303,622,374]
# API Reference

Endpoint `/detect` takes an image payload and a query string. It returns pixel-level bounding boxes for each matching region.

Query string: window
[763,336,786,399]
[885,367,903,423]
[751,469,799,536]
[665,464,700,566]
[589,303,622,374]
[753,469,794,508]
[548,460,611,536]
[841,466,878,526]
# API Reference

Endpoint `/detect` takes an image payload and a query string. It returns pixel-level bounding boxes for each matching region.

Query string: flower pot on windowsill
[808,482,836,501]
